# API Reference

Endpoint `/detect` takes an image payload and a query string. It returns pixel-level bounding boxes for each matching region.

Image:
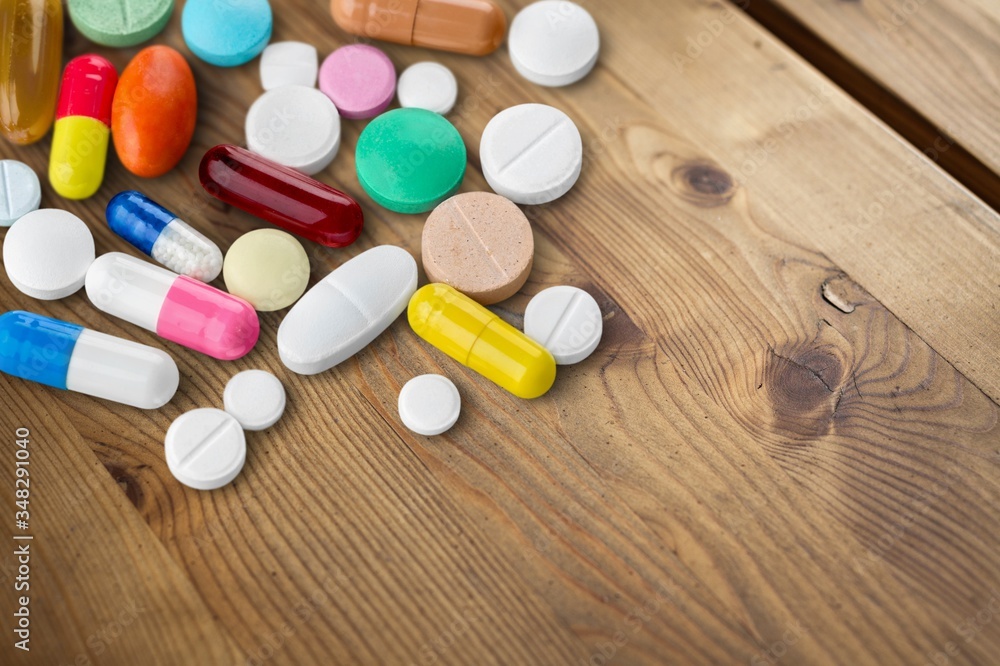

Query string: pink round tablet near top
[319,45,396,120]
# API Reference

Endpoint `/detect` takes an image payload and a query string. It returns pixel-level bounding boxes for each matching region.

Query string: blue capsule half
[0,311,81,389]
[106,191,224,282]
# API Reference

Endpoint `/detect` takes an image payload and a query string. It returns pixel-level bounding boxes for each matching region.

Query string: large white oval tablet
[398,374,461,436]
[224,369,286,431]
[397,62,458,115]
[260,41,318,90]
[0,160,41,227]
[165,408,246,491]
[524,286,602,365]
[246,85,341,175]
[278,245,418,375]
[508,0,600,87]
[480,104,582,205]
[3,209,95,300]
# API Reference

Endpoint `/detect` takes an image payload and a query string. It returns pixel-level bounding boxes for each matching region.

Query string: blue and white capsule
[0,311,178,409]
[107,191,223,282]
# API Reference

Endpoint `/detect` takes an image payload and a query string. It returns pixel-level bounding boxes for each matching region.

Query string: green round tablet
[68,0,174,48]
[355,108,466,214]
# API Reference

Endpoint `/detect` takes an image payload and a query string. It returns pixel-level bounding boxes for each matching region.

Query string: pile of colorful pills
[0,0,605,485]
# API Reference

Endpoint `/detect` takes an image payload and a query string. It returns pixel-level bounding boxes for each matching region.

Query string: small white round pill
[246,85,341,175]
[224,369,286,431]
[397,62,458,115]
[0,160,41,227]
[398,374,461,436]
[508,1,600,87]
[3,209,95,300]
[524,286,602,365]
[480,103,582,205]
[260,41,318,90]
[165,408,246,491]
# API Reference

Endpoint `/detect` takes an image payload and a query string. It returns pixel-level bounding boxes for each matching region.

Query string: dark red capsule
[199,144,364,248]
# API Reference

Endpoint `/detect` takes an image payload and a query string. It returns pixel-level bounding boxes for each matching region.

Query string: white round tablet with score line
[165,408,246,491]
[524,286,603,365]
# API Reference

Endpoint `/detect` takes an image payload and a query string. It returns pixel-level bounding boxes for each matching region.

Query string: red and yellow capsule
[49,55,117,200]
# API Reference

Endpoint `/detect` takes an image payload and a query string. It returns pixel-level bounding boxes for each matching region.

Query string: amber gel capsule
[0,0,63,144]
[408,283,556,399]
[331,0,506,56]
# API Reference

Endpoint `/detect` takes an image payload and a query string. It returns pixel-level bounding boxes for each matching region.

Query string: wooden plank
[760,0,1000,182]
[0,0,997,664]
[586,0,1000,403]
[0,388,243,664]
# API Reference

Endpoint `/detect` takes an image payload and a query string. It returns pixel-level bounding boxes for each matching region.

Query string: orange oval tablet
[112,45,197,178]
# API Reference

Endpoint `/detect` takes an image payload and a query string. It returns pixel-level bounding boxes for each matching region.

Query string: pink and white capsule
[85,252,259,360]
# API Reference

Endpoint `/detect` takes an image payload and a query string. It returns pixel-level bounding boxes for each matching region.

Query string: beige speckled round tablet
[223,229,310,311]
[421,192,533,305]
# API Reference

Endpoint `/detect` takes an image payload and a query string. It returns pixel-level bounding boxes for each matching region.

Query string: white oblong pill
[165,408,246,491]
[246,85,341,175]
[3,209,95,300]
[398,374,460,436]
[524,286,602,365]
[0,160,42,227]
[397,62,458,115]
[508,1,600,87]
[224,369,286,431]
[260,41,318,90]
[278,245,418,375]
[480,104,582,205]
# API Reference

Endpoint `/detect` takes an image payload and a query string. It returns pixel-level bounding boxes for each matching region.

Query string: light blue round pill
[0,160,41,227]
[182,0,272,67]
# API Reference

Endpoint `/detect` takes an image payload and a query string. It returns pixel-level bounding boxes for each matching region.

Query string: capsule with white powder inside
[86,253,259,360]
[107,191,223,282]
[0,311,179,409]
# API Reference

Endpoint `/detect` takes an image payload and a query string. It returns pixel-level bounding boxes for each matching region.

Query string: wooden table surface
[2,0,999,664]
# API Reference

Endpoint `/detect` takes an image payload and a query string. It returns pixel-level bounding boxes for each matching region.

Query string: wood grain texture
[764,0,1000,180]
[0,0,998,664]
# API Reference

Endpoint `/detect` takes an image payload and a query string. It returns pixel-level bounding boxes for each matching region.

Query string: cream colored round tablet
[421,192,534,305]
[398,374,461,436]
[224,369,286,430]
[223,229,310,311]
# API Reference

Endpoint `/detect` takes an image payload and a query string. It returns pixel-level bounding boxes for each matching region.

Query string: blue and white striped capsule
[0,311,179,409]
[107,191,224,282]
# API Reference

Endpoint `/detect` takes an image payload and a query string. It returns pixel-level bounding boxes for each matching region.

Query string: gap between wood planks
[734,0,1000,213]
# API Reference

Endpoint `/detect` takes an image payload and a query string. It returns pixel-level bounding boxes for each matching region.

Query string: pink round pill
[319,45,396,120]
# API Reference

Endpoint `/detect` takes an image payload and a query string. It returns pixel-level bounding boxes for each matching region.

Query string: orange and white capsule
[49,55,117,199]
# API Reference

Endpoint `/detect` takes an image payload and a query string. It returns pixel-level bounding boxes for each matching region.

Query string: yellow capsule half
[408,283,556,399]
[49,116,109,199]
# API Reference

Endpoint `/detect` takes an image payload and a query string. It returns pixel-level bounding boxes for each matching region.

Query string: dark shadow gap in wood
[736,0,1000,213]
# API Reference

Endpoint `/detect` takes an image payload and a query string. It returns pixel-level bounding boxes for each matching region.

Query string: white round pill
[398,374,461,436]
[3,209,95,300]
[260,41,318,90]
[508,1,600,87]
[224,369,286,431]
[0,160,41,227]
[480,103,583,205]
[246,85,341,175]
[397,62,458,114]
[165,408,246,491]
[524,286,602,365]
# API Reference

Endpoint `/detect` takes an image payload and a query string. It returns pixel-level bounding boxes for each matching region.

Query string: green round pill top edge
[68,0,174,48]
[355,108,467,215]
